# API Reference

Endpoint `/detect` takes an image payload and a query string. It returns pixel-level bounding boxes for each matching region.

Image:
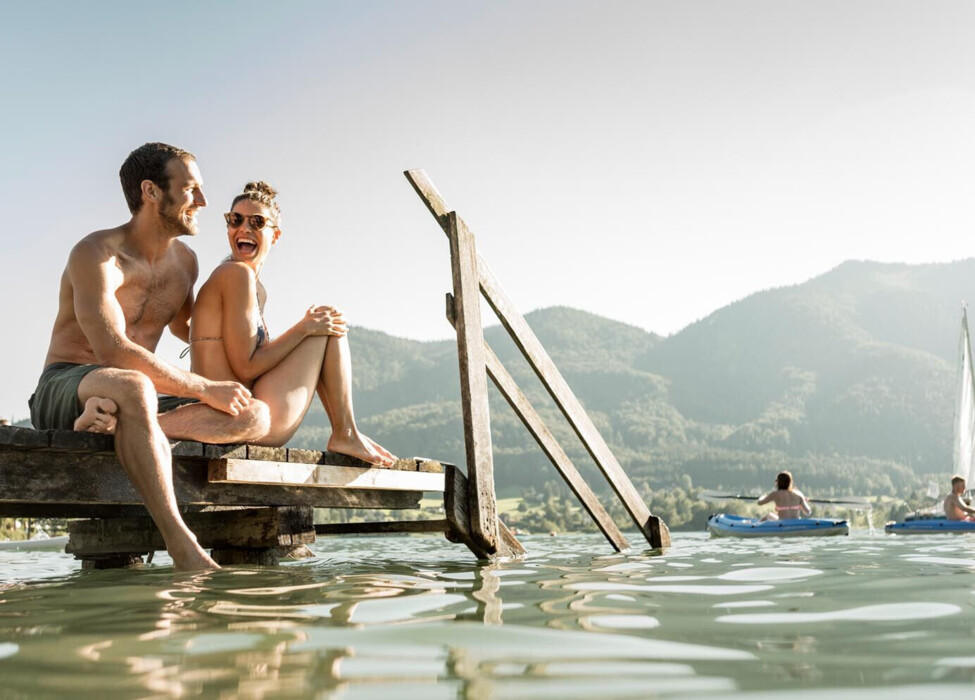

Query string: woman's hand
[302,305,348,337]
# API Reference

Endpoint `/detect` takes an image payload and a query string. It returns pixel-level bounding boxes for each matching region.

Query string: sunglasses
[224,212,277,230]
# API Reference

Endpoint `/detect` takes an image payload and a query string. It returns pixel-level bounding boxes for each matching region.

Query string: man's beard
[158,192,198,236]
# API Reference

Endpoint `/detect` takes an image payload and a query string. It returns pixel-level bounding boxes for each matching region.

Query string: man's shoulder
[68,227,126,266]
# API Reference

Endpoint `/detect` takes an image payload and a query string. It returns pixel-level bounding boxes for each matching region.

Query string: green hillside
[287,259,975,509]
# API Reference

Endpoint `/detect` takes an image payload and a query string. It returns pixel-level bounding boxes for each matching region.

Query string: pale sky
[2,0,974,420]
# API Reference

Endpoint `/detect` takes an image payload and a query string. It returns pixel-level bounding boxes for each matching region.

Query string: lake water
[1,532,974,699]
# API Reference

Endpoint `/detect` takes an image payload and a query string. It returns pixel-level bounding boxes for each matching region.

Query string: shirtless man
[943,476,975,521]
[29,142,271,571]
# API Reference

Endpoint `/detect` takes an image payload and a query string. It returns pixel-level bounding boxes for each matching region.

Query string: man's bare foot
[170,542,220,572]
[74,397,118,434]
[328,429,396,466]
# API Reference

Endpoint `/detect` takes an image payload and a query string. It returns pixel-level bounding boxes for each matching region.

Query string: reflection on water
[1,532,975,698]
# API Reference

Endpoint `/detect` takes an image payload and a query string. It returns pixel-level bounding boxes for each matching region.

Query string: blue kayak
[707,513,849,538]
[884,514,975,535]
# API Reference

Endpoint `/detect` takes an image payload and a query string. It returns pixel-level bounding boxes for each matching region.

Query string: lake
[1,531,974,699]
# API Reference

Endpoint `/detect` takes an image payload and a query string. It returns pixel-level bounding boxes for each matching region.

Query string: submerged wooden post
[448,211,499,553]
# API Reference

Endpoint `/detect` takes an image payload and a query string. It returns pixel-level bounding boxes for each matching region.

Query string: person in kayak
[943,476,975,521]
[757,471,811,521]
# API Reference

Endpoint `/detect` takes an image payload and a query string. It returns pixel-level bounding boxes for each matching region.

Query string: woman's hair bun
[243,181,278,199]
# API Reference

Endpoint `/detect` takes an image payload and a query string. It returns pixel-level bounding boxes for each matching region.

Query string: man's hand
[200,380,253,416]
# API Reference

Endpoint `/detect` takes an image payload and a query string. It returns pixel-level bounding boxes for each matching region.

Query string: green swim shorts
[29,362,199,431]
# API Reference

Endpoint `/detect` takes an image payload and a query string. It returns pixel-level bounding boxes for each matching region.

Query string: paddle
[698,490,872,509]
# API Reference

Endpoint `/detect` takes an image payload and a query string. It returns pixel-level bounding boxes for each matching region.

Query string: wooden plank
[65,507,315,556]
[0,503,152,518]
[315,519,449,535]
[285,446,429,472]
[447,293,629,552]
[443,465,521,559]
[444,464,492,559]
[404,170,669,548]
[448,211,498,553]
[0,425,49,449]
[48,430,114,453]
[0,450,423,510]
[208,459,445,492]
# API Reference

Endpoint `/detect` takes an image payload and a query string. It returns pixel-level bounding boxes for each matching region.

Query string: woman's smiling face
[226,199,280,270]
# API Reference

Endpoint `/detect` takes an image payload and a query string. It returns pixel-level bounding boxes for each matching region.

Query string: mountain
[286,259,975,500]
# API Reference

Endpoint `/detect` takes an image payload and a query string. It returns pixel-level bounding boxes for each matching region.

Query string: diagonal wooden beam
[405,169,670,548]
[448,211,499,553]
[446,293,630,552]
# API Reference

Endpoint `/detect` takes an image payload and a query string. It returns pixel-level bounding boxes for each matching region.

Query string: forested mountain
[289,259,975,503]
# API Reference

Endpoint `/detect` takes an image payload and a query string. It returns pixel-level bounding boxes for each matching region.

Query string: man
[943,475,975,521]
[30,143,271,571]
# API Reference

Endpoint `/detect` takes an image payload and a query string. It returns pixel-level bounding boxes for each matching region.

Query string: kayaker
[943,476,975,521]
[757,471,811,521]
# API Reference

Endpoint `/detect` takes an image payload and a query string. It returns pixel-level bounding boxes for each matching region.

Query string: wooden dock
[0,425,523,566]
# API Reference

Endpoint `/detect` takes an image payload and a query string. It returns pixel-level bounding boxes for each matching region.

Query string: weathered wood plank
[208,459,445,492]
[285,447,429,472]
[448,212,498,553]
[48,430,114,453]
[0,503,152,518]
[447,293,630,552]
[404,171,669,548]
[0,450,423,510]
[0,426,49,449]
[315,519,449,535]
[444,465,521,560]
[66,507,315,557]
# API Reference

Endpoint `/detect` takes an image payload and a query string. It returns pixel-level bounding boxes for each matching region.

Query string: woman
[189,181,394,465]
[757,470,811,521]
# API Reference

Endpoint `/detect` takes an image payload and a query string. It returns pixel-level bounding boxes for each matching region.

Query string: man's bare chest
[113,262,191,331]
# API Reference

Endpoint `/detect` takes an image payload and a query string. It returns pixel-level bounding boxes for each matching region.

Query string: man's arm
[168,247,197,343]
[69,241,248,414]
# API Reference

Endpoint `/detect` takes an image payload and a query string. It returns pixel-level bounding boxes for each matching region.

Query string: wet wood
[66,507,315,557]
[444,465,522,559]
[315,519,449,535]
[404,172,670,549]
[446,293,630,552]
[208,459,445,492]
[448,211,498,553]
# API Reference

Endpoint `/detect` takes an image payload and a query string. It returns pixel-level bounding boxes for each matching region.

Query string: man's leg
[78,368,218,571]
[156,400,270,444]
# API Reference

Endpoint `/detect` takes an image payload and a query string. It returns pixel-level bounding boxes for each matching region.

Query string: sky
[1,0,974,420]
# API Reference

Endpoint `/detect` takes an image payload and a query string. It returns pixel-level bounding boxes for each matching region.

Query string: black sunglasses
[224,212,277,230]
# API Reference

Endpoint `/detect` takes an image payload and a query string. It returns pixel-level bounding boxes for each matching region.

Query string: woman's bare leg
[318,335,395,464]
[250,334,393,464]
[251,336,330,446]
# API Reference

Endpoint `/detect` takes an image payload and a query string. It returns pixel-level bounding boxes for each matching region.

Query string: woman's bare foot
[74,397,118,434]
[328,429,396,466]
[364,435,396,463]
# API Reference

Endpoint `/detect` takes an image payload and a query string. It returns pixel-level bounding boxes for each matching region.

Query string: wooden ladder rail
[406,169,670,548]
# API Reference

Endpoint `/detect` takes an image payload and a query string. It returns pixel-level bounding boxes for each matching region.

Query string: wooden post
[406,169,670,548]
[448,211,499,553]
[447,293,630,552]
[444,464,524,559]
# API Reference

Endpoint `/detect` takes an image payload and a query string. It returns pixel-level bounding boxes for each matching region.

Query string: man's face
[157,158,207,236]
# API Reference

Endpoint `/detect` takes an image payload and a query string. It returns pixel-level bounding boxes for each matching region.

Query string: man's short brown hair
[952,475,967,489]
[119,142,196,214]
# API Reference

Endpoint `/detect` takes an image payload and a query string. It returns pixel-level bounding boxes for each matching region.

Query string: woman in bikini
[757,470,811,521]
[188,181,394,465]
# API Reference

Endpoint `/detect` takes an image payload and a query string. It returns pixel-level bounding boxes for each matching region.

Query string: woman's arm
[795,490,812,515]
[757,492,773,505]
[217,263,345,383]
